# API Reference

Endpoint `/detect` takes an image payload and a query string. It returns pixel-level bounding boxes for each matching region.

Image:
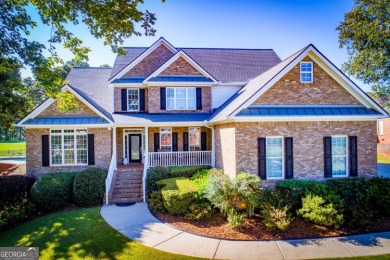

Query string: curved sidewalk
[101,203,390,259]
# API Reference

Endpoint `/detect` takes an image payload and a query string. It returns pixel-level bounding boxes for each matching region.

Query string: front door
[128,134,142,163]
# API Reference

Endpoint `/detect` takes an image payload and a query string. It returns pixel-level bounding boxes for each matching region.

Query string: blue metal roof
[23,117,110,125]
[148,76,213,82]
[236,106,381,117]
[111,77,146,83]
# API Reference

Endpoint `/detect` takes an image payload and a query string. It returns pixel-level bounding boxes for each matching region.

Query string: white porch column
[211,127,215,167]
[113,127,117,170]
[143,126,149,202]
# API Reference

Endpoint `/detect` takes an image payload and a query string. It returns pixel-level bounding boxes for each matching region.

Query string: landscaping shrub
[259,189,287,210]
[227,208,244,231]
[261,202,293,232]
[0,175,36,231]
[365,177,390,216]
[149,191,166,213]
[157,177,198,215]
[169,165,209,178]
[204,169,234,217]
[185,201,214,221]
[146,166,170,197]
[31,172,78,211]
[298,194,344,228]
[73,168,107,207]
[192,169,211,200]
[234,172,261,217]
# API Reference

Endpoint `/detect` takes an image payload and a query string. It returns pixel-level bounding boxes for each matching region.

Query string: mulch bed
[155,212,390,240]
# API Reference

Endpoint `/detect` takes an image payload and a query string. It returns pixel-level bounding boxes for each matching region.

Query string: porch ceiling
[113,113,211,125]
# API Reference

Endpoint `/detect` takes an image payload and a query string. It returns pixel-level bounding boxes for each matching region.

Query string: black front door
[128,134,142,163]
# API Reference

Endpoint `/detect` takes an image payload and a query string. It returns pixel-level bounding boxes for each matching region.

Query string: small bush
[149,191,166,213]
[234,173,261,217]
[157,177,198,215]
[366,177,390,216]
[31,172,78,211]
[204,169,234,217]
[191,169,211,180]
[146,166,170,197]
[73,168,107,207]
[261,202,293,232]
[185,201,214,221]
[227,208,244,231]
[298,195,344,228]
[169,165,208,178]
[259,189,287,210]
[192,169,211,200]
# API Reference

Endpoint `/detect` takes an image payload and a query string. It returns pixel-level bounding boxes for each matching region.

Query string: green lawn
[0,208,199,260]
[0,141,26,156]
[378,153,390,164]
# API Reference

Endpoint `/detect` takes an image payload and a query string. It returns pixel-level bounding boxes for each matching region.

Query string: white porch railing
[148,151,212,167]
[105,155,116,204]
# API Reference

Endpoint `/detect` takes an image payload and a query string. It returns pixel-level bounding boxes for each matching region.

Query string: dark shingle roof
[111,47,281,82]
[65,67,113,121]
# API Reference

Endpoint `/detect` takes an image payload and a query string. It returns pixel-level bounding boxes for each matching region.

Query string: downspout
[204,120,215,168]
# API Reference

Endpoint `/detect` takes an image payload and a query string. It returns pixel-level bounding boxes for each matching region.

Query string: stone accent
[253,57,361,105]
[39,96,97,117]
[116,128,124,165]
[214,123,236,179]
[148,86,212,113]
[113,88,148,112]
[214,121,377,183]
[123,45,174,77]
[160,57,202,75]
[148,127,212,152]
[26,128,112,177]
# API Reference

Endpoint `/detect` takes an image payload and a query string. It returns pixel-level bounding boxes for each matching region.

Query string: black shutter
[88,134,95,165]
[121,89,127,111]
[42,135,50,167]
[183,132,189,151]
[349,136,358,177]
[154,133,160,152]
[160,87,166,110]
[324,136,332,178]
[172,133,178,151]
[201,132,207,151]
[139,89,145,111]
[258,137,266,180]
[285,137,293,179]
[196,88,202,110]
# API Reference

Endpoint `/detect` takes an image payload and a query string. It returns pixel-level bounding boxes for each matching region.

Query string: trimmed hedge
[0,175,36,231]
[169,165,207,178]
[73,168,107,206]
[31,172,78,211]
[156,177,198,215]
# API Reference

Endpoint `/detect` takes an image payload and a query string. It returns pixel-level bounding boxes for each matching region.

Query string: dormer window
[128,88,139,111]
[300,62,313,83]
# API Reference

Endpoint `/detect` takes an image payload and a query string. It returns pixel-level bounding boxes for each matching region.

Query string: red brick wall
[160,57,202,75]
[26,128,112,177]
[40,97,97,117]
[214,121,377,183]
[253,57,361,105]
[214,123,236,179]
[123,45,174,77]
[113,88,148,112]
[148,86,212,113]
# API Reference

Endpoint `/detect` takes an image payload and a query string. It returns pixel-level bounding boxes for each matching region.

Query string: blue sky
[26,0,369,91]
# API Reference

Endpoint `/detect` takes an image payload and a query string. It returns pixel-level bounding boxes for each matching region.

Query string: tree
[337,0,390,95]
[0,0,158,128]
[59,59,90,80]
[100,64,111,68]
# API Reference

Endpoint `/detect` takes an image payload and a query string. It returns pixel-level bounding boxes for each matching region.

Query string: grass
[378,153,390,164]
[0,141,26,156]
[0,207,199,260]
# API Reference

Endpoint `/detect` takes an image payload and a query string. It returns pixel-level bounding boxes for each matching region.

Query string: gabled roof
[210,44,388,122]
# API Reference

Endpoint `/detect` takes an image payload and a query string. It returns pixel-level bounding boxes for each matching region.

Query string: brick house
[18,38,387,203]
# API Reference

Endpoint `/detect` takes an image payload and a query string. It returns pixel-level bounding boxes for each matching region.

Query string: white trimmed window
[166,87,196,110]
[300,62,313,83]
[128,88,139,111]
[189,127,201,151]
[160,128,172,152]
[331,136,348,177]
[379,120,384,135]
[266,137,284,179]
[50,129,88,165]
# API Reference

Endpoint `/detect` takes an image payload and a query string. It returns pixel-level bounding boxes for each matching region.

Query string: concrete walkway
[101,203,390,260]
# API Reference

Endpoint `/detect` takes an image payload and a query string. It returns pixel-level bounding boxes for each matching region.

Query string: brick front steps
[107,164,144,204]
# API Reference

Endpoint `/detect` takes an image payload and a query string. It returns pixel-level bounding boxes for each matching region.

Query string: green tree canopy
[0,0,158,128]
[337,0,390,101]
